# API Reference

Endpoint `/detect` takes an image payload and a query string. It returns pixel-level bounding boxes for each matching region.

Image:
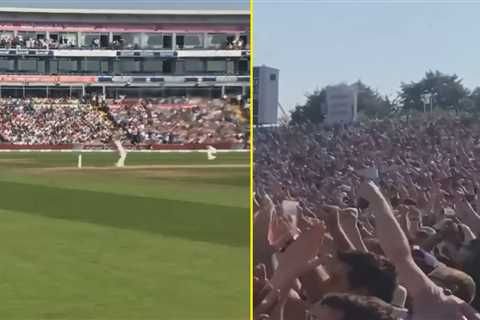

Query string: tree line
[290,70,480,125]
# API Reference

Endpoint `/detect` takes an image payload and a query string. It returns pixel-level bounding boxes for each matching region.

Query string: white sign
[177,50,242,58]
[325,84,357,124]
[53,50,117,57]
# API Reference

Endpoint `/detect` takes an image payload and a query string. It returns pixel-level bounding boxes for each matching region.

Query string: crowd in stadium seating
[0,98,115,144]
[0,35,76,49]
[0,34,249,50]
[254,116,480,320]
[0,34,122,50]
[225,38,248,50]
[0,97,247,146]
[107,97,247,145]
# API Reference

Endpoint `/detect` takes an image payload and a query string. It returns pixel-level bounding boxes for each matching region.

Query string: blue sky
[254,1,480,110]
[0,0,248,10]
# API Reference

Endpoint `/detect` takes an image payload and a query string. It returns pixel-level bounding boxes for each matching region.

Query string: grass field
[0,151,249,320]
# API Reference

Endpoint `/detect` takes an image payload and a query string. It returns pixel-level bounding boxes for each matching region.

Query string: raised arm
[321,205,356,252]
[296,206,361,301]
[255,223,326,317]
[358,180,436,297]
[455,194,480,236]
[339,208,368,252]
[253,194,277,276]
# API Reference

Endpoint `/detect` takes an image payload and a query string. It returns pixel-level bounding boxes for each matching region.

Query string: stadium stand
[0,8,250,150]
[0,97,247,146]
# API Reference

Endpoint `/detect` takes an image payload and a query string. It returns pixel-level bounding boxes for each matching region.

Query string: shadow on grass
[0,180,248,248]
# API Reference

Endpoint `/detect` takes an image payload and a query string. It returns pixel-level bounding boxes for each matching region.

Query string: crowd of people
[224,38,248,50]
[254,115,480,320]
[0,34,76,49]
[0,98,115,144]
[107,97,247,145]
[0,96,247,146]
[0,34,129,50]
[0,34,249,51]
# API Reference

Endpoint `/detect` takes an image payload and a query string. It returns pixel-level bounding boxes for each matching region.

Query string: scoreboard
[325,84,358,125]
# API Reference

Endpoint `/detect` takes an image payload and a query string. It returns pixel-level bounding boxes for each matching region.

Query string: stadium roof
[0,7,249,15]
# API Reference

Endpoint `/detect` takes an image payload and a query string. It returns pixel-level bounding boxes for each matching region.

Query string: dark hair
[363,238,385,256]
[466,194,475,202]
[338,251,398,303]
[320,293,395,320]
[390,196,400,208]
[403,198,417,206]
[357,197,370,210]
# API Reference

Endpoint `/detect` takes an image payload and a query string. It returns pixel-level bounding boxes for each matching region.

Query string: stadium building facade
[0,7,250,98]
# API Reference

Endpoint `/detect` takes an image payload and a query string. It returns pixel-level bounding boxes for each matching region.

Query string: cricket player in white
[113,132,127,167]
[207,145,217,160]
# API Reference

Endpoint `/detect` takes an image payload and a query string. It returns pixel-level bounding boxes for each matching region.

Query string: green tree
[290,88,327,125]
[469,87,480,113]
[289,81,393,125]
[399,70,469,112]
[354,81,395,118]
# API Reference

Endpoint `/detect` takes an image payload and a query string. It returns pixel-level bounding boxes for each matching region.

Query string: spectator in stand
[0,98,116,144]
[107,96,247,145]
[0,96,248,148]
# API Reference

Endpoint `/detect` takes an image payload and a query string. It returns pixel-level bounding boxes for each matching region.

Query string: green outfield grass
[0,152,249,320]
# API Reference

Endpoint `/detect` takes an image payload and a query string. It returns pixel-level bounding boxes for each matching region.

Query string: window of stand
[143,58,164,73]
[81,58,110,74]
[0,31,14,48]
[0,57,15,72]
[17,58,38,73]
[184,59,205,73]
[176,34,204,49]
[50,58,80,74]
[206,60,227,73]
[226,60,235,74]
[17,31,47,49]
[112,33,142,50]
[81,33,110,48]
[144,33,172,49]
[239,34,249,49]
[113,58,142,74]
[205,33,236,50]
[57,33,77,48]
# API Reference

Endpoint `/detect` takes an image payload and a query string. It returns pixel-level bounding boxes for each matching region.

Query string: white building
[253,65,279,125]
